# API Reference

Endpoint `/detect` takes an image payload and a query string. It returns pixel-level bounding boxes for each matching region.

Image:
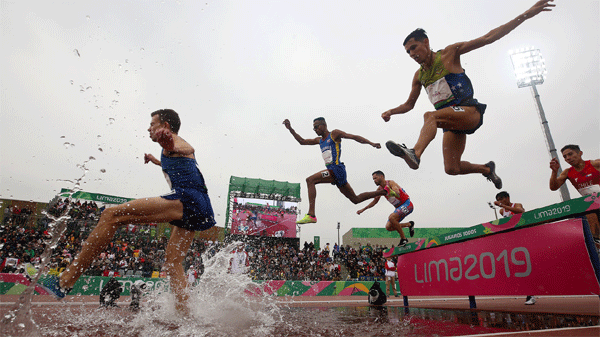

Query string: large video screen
[230,198,298,238]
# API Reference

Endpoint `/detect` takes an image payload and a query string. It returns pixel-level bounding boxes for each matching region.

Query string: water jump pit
[1,294,599,336]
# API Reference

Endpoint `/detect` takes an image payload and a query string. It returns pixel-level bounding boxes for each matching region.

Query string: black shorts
[443,100,487,135]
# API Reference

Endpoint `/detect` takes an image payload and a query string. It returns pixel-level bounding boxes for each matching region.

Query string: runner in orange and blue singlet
[357,171,415,247]
[283,117,398,225]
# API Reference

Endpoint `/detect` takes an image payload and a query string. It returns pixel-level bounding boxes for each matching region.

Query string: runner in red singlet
[550,144,600,243]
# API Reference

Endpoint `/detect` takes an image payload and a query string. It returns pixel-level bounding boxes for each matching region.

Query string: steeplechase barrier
[383,194,600,308]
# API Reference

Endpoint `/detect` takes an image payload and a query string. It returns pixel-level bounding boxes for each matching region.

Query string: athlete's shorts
[325,163,348,187]
[161,187,216,231]
[393,199,414,221]
[442,99,487,135]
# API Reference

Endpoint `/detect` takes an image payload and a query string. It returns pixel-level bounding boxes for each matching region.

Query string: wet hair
[403,28,428,46]
[313,117,326,124]
[372,170,385,177]
[151,109,181,134]
[495,191,509,200]
[560,144,580,153]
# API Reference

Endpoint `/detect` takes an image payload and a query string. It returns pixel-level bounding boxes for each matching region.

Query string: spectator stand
[384,195,600,309]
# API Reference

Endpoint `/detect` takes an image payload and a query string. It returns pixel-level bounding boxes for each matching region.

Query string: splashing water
[17,243,283,337]
[1,157,97,336]
[122,242,282,336]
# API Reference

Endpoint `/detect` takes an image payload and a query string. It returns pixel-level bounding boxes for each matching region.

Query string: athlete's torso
[419,50,476,110]
[161,153,208,192]
[567,160,600,196]
[501,203,515,218]
[379,180,410,208]
[319,133,341,166]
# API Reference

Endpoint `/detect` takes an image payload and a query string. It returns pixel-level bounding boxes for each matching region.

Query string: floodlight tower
[509,47,571,202]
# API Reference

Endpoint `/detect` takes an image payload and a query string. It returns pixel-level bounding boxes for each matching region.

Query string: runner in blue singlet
[47,109,214,316]
[283,117,398,224]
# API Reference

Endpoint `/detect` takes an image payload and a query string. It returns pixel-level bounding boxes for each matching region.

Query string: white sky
[1,0,598,246]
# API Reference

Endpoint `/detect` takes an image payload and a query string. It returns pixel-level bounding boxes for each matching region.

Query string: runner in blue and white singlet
[319,132,347,187]
[283,117,394,224]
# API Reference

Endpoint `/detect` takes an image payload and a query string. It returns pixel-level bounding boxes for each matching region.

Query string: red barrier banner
[397,218,600,296]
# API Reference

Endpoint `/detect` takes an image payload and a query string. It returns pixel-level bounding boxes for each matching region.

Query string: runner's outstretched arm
[332,129,381,149]
[357,196,381,215]
[283,119,320,145]
[453,0,555,56]
[382,72,422,122]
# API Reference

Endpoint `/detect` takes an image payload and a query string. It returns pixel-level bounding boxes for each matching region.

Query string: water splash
[1,193,75,336]
[18,243,283,337]
[0,157,98,334]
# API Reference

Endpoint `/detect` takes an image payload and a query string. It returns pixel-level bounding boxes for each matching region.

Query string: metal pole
[530,84,571,202]
[337,222,340,246]
[488,202,498,220]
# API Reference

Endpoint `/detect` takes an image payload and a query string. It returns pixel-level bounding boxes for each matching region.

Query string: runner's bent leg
[338,183,387,204]
[413,110,439,159]
[414,106,481,159]
[60,197,184,288]
[165,225,196,314]
[305,170,336,216]
[385,214,406,240]
[442,132,489,176]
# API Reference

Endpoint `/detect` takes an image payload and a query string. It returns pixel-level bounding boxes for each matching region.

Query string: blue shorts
[161,187,216,231]
[326,163,348,187]
[393,199,413,222]
[442,99,487,135]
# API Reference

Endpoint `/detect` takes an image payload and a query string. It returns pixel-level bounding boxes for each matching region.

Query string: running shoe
[296,214,317,224]
[383,185,399,198]
[483,161,502,189]
[408,221,415,238]
[398,238,409,247]
[386,141,420,170]
[39,275,71,300]
[524,296,536,305]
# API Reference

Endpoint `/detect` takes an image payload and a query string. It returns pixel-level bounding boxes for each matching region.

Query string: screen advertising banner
[230,198,298,238]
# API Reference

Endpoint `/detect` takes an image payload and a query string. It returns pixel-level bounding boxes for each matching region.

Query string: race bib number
[425,77,454,106]
[321,147,333,165]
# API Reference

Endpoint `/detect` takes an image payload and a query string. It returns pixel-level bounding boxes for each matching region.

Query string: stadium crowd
[1,200,388,281]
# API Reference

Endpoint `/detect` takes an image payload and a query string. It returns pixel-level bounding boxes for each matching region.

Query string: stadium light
[509,47,570,202]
